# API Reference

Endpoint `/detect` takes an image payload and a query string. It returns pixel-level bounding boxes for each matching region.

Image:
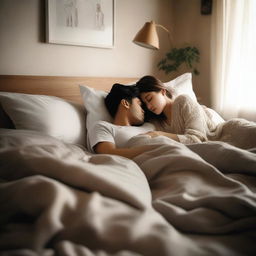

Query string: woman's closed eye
[146,96,152,102]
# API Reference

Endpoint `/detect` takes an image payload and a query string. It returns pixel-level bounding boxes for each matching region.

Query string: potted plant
[158,46,200,75]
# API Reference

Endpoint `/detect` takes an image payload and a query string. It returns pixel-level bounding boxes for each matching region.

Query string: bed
[0,74,256,256]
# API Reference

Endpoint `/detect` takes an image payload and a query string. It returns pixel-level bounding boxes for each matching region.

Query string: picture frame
[46,0,115,48]
[201,0,212,15]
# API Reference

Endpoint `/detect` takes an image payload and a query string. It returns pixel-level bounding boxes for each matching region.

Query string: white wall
[0,0,173,79]
[0,0,212,106]
[172,0,212,106]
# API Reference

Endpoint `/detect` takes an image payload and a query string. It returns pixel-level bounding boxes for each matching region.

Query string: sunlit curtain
[211,0,256,121]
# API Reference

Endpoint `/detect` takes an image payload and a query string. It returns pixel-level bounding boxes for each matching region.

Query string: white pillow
[79,85,113,151]
[79,85,112,126]
[0,128,66,149]
[0,92,86,147]
[204,107,225,125]
[164,73,197,101]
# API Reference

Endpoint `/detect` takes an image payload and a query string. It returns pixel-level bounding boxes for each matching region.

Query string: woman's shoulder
[172,95,200,116]
[173,94,196,105]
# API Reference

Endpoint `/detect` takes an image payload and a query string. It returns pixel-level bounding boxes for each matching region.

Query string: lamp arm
[156,24,169,33]
[156,24,172,47]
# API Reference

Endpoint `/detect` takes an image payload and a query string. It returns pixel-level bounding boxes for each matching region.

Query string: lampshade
[133,21,159,50]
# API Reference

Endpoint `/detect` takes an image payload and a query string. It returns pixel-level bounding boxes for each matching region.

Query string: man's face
[128,97,145,125]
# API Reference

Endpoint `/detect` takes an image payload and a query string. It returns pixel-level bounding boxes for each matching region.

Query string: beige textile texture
[161,95,256,149]
[0,129,256,255]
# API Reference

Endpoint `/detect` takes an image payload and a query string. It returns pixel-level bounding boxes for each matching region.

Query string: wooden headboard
[0,75,137,104]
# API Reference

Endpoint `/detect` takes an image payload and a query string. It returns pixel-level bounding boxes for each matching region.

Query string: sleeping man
[88,84,156,159]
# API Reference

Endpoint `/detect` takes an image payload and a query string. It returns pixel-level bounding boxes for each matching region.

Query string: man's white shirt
[89,120,155,152]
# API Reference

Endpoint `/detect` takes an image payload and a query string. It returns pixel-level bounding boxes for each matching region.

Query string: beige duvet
[0,129,256,256]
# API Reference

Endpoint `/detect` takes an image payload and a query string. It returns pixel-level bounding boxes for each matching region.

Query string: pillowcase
[0,128,66,149]
[0,92,86,147]
[204,106,225,125]
[79,85,113,151]
[79,85,112,127]
[164,73,197,101]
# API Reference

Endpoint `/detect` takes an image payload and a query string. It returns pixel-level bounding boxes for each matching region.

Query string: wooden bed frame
[0,75,137,104]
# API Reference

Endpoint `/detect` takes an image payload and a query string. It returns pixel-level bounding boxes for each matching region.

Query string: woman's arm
[176,95,208,144]
[142,95,208,144]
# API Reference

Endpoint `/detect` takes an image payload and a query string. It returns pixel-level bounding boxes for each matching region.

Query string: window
[211,0,256,121]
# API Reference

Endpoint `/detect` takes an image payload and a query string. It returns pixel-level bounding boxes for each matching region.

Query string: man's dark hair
[105,83,139,118]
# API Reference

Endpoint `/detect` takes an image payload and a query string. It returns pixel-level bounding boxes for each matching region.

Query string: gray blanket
[0,129,256,255]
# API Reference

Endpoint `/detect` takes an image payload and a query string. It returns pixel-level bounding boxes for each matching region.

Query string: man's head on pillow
[105,83,145,126]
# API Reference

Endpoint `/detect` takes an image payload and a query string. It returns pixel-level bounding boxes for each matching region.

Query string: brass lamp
[133,21,171,50]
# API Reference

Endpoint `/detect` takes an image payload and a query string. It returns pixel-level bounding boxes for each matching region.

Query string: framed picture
[201,0,212,15]
[46,0,115,48]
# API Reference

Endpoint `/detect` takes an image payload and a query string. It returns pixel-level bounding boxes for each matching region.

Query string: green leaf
[158,46,200,75]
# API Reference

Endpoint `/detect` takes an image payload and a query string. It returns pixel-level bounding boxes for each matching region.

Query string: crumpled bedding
[209,118,256,149]
[0,129,256,256]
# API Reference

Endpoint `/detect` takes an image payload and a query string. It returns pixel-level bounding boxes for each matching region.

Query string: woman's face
[140,90,167,115]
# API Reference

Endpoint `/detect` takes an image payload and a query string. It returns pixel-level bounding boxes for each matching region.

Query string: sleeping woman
[136,75,256,149]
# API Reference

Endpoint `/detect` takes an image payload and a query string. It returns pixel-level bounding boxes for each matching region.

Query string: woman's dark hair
[136,75,172,98]
[105,83,139,118]
[136,75,172,121]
